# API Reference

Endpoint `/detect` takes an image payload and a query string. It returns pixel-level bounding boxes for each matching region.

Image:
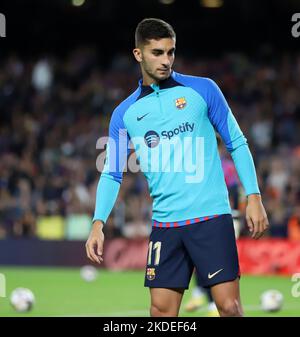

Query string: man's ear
[133,48,142,63]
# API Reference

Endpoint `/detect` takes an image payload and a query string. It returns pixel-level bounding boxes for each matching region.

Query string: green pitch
[0,267,299,317]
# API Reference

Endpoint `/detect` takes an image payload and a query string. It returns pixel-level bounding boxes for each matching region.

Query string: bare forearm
[92,220,104,231]
[247,193,261,202]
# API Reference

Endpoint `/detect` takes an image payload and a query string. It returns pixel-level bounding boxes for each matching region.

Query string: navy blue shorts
[144,214,240,289]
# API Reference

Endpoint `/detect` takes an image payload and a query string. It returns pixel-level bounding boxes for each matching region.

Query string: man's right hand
[85,220,105,264]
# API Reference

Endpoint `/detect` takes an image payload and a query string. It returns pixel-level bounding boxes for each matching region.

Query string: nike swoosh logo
[137,113,149,121]
[208,268,223,279]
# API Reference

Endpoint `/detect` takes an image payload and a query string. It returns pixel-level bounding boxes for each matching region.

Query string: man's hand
[85,220,105,264]
[245,194,269,239]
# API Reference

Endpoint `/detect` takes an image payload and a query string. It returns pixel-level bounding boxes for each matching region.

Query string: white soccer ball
[80,265,98,282]
[260,289,283,312]
[10,288,35,312]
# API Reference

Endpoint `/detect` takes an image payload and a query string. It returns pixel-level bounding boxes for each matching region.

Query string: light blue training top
[93,71,260,227]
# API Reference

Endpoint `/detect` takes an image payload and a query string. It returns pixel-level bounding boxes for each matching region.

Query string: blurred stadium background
[0,0,300,316]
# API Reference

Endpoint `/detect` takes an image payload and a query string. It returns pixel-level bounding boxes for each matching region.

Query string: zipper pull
[151,83,160,95]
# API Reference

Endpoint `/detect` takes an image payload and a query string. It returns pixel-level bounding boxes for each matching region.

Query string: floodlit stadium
[0,0,300,318]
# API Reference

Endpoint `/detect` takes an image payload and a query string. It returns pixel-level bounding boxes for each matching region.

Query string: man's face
[134,38,176,82]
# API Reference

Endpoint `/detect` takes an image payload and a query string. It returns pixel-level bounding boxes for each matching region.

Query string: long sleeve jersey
[93,71,260,228]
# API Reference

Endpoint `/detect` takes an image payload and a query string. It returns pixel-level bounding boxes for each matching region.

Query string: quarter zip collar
[137,71,182,101]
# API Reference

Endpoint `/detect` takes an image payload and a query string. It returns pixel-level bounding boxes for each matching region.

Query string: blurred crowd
[0,47,299,240]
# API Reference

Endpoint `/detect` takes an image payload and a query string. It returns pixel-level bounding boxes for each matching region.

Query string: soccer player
[86,18,269,317]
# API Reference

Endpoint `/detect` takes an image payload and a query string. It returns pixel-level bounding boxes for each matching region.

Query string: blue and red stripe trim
[152,214,219,228]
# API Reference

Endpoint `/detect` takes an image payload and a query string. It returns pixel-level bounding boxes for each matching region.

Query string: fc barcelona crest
[175,97,187,109]
[146,268,156,281]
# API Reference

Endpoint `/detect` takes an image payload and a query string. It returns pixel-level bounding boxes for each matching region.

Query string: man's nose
[162,55,171,67]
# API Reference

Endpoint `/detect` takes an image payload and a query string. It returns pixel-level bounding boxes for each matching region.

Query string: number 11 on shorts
[147,241,162,266]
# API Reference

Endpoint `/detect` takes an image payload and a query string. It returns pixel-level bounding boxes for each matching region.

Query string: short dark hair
[135,18,176,47]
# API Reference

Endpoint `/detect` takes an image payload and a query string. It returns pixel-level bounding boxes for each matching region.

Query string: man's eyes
[152,51,174,56]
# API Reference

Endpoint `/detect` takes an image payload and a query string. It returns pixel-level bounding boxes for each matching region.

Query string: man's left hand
[245,194,269,240]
